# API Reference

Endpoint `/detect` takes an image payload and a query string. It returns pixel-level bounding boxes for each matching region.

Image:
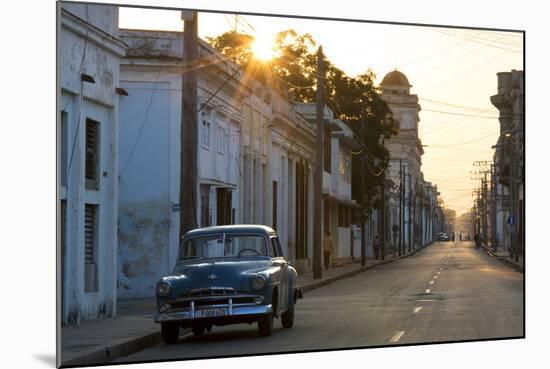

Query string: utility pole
[398,159,403,257]
[380,172,386,260]
[408,171,412,253]
[412,180,417,249]
[313,46,325,279]
[508,134,518,262]
[418,183,424,248]
[491,164,498,252]
[180,11,199,240]
[360,118,366,267]
[482,172,489,246]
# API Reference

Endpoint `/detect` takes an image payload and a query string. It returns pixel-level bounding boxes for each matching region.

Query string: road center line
[429,280,435,285]
[389,331,405,343]
[437,271,441,274]
[425,289,431,294]
[413,307,422,313]
[433,276,438,279]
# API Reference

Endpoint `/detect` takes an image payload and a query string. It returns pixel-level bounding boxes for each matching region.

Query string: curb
[62,244,429,366]
[62,332,161,367]
[481,245,524,273]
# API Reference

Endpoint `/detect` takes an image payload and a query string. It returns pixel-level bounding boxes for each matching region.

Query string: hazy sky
[119,7,523,217]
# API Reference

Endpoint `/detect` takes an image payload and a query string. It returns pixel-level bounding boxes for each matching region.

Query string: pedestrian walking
[374,235,380,258]
[452,233,455,242]
[459,232,462,241]
[323,231,334,269]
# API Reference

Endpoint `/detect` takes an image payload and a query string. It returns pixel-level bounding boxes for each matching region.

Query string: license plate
[194,308,229,318]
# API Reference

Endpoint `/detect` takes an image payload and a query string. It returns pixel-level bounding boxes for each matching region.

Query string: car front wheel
[258,313,273,337]
[161,323,179,344]
[281,296,295,328]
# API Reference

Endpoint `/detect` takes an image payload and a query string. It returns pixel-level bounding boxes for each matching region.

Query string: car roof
[184,224,276,239]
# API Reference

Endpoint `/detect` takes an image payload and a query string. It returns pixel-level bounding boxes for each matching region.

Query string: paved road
[116,241,524,363]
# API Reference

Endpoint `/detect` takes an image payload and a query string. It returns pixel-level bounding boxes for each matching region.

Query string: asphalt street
[116,241,524,363]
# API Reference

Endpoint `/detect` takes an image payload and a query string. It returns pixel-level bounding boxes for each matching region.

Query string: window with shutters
[85,118,100,190]
[216,124,226,154]
[272,181,278,231]
[201,113,210,149]
[84,204,98,292]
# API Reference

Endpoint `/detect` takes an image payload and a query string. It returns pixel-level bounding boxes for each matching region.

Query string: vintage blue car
[154,225,303,343]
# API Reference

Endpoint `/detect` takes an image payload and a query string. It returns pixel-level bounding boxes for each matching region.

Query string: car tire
[258,313,273,337]
[281,296,295,328]
[192,325,205,336]
[161,323,179,344]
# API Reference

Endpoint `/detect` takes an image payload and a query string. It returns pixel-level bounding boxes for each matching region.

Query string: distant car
[437,232,449,241]
[154,225,302,343]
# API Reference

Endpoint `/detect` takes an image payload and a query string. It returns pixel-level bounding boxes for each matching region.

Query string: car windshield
[178,234,268,261]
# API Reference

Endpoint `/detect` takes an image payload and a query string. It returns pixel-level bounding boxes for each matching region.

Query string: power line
[420,97,494,113]
[432,28,522,54]
[426,131,499,147]
[422,108,499,119]
[66,4,90,179]
[398,37,471,69]
[412,43,489,81]
[449,29,523,47]
[119,73,161,179]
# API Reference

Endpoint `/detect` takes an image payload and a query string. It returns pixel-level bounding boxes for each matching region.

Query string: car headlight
[157,281,172,296]
[251,275,267,291]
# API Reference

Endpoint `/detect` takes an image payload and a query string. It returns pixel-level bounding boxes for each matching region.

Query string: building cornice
[61,9,127,57]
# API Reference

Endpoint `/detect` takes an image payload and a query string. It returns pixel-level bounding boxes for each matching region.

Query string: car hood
[164,258,273,296]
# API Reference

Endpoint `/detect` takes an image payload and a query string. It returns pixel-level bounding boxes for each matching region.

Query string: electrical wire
[119,72,161,179]
[420,97,494,113]
[422,108,498,119]
[66,4,90,179]
[426,131,499,147]
[431,28,522,54]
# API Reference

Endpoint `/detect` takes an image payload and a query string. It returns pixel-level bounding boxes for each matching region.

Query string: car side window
[270,238,279,258]
[271,237,284,258]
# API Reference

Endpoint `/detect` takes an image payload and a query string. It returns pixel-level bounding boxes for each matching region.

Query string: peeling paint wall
[118,80,173,298]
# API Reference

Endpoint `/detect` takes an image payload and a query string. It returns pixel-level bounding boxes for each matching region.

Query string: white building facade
[293,104,360,265]
[59,3,127,324]
[380,70,436,252]
[117,29,244,298]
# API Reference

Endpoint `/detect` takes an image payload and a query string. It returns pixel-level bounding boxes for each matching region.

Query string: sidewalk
[60,246,425,367]
[481,244,524,272]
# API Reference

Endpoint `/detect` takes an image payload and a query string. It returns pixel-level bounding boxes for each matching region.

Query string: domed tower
[379,69,423,185]
[381,69,412,95]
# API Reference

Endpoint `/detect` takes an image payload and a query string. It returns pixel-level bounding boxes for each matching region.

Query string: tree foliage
[207,29,397,211]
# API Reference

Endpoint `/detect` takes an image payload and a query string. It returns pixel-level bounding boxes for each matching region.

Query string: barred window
[84,204,98,293]
[85,119,100,190]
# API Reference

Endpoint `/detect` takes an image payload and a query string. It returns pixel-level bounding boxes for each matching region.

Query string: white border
[2,0,547,368]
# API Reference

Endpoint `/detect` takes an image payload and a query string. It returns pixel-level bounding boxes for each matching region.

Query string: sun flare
[251,33,279,61]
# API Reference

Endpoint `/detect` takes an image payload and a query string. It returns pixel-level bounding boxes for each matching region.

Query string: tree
[207,29,396,213]
[208,29,397,261]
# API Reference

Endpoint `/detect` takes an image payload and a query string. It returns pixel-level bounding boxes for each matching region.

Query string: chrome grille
[182,287,237,298]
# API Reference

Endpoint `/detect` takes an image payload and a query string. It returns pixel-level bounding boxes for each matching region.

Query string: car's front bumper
[154,296,273,324]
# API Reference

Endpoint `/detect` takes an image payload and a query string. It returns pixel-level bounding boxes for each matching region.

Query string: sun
[251,33,279,62]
